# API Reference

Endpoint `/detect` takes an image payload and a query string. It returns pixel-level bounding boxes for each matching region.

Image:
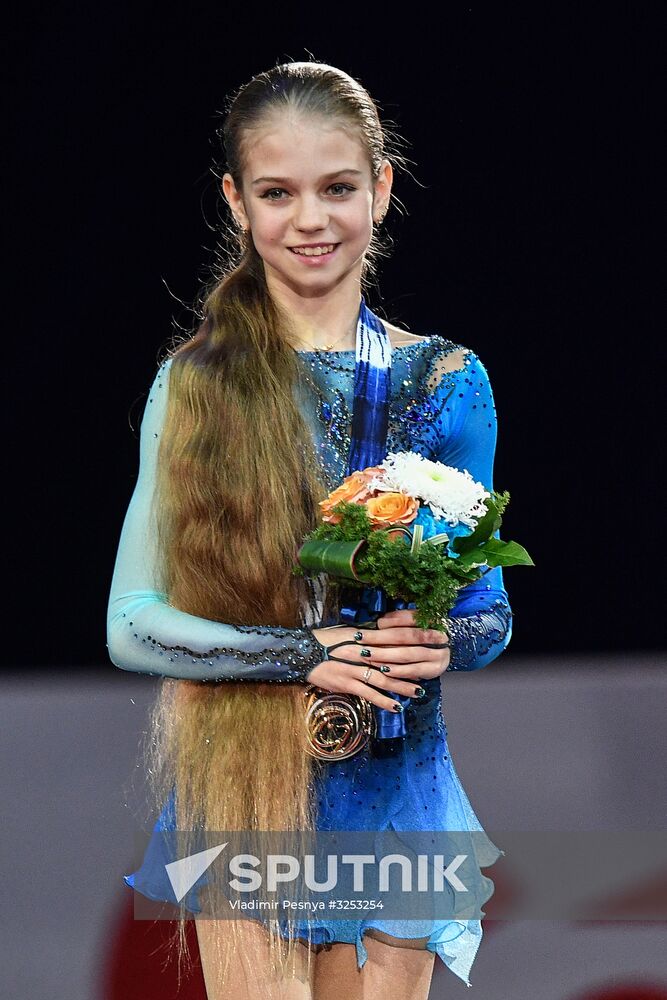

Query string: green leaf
[297,538,375,582]
[480,537,535,567]
[450,498,503,554]
[453,546,489,570]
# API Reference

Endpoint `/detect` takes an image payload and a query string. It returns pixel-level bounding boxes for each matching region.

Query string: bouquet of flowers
[293,451,533,632]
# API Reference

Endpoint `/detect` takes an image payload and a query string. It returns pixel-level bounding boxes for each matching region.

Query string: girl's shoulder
[385,322,477,374]
[385,321,431,349]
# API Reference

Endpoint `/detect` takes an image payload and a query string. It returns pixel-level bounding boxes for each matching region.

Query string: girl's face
[222,115,392,298]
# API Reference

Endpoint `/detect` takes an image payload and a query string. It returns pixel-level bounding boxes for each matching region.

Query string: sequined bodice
[294,337,467,493]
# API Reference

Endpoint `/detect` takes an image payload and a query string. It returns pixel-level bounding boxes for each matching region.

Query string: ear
[372,159,394,223]
[222,173,249,231]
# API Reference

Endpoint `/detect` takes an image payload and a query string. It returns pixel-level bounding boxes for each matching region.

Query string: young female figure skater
[108,61,512,999]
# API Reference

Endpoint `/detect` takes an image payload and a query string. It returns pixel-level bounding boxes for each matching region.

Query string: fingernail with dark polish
[360,648,371,657]
[393,703,403,713]
[380,665,390,673]
[414,686,425,697]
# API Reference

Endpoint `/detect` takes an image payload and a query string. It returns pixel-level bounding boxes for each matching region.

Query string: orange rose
[365,491,419,528]
[319,472,374,523]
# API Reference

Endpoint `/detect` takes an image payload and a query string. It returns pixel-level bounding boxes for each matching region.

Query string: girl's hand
[308,610,450,713]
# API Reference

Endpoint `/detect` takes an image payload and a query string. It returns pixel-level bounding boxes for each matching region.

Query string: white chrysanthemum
[366,451,490,528]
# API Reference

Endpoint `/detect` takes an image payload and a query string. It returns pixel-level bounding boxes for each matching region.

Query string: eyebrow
[251,169,364,186]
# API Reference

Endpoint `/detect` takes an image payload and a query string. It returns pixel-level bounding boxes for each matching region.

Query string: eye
[329,183,356,196]
[260,188,288,201]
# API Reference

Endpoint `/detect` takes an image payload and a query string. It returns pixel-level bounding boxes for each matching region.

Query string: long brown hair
[142,59,406,990]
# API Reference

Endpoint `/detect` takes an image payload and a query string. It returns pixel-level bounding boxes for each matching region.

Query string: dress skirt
[124,674,503,989]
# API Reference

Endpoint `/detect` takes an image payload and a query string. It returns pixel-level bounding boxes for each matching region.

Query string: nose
[292,195,329,233]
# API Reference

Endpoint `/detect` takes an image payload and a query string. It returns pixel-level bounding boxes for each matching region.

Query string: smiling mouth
[289,244,339,257]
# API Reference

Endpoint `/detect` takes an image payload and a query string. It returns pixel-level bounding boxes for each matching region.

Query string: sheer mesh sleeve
[434,349,513,671]
[106,359,328,684]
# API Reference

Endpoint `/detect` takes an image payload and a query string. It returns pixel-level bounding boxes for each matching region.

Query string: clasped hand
[308,608,451,713]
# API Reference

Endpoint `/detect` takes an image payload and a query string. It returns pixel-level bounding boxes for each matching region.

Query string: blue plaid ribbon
[337,296,413,740]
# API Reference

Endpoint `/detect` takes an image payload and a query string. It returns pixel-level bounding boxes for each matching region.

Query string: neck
[263,273,362,350]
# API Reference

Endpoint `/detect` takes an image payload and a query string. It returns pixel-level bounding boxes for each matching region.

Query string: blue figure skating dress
[107,300,512,989]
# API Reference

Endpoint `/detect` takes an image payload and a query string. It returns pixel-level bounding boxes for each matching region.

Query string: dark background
[5,5,661,668]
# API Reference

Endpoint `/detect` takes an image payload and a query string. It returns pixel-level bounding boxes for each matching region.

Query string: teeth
[290,244,336,256]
